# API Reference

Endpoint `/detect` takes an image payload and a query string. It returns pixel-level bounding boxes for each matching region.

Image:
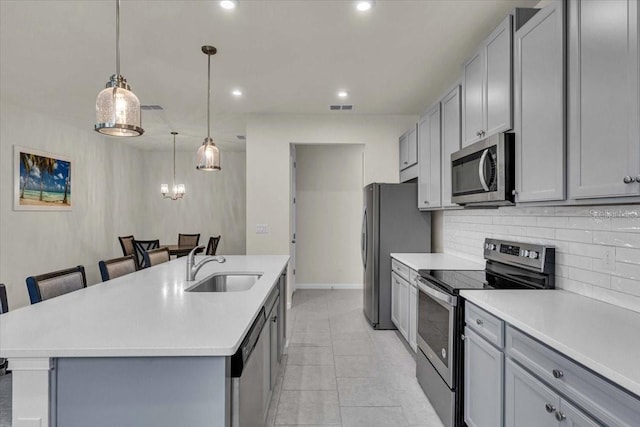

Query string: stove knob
[529,251,539,259]
[490,244,496,251]
[485,243,490,250]
[523,250,530,257]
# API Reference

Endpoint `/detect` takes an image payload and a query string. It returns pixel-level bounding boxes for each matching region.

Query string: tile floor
[264,289,443,427]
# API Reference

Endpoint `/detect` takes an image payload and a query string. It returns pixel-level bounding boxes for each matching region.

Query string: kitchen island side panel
[55,356,228,427]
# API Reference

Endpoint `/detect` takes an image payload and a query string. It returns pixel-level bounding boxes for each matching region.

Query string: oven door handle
[478,148,490,192]
[416,277,457,307]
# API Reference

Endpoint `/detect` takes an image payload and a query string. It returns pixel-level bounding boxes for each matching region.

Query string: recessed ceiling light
[220,0,238,10]
[356,1,373,12]
[232,89,243,97]
[338,90,349,98]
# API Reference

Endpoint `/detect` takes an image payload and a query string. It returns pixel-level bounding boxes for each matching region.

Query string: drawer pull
[476,319,483,326]
[545,403,556,413]
[552,369,564,379]
[555,412,566,421]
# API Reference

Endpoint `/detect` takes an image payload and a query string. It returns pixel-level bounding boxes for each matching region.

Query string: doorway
[290,143,365,290]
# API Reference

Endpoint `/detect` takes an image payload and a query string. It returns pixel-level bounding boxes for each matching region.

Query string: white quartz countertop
[0,255,289,358]
[461,289,640,397]
[390,253,485,271]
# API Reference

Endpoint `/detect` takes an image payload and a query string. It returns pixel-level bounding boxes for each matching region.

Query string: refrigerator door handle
[361,207,367,269]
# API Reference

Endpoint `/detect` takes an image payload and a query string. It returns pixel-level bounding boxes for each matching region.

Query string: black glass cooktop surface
[417,267,539,294]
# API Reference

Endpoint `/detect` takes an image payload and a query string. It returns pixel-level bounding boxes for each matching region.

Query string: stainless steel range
[415,238,555,427]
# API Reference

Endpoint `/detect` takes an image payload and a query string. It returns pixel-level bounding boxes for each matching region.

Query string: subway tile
[526,227,555,240]
[592,287,640,313]
[592,258,616,274]
[556,277,594,297]
[556,253,592,270]
[568,267,610,288]
[593,231,640,248]
[616,247,640,265]
[567,216,611,231]
[493,216,538,227]
[611,215,640,233]
[555,206,597,217]
[555,229,593,243]
[615,262,640,281]
[611,276,640,297]
[555,265,569,278]
[568,243,614,259]
[537,216,569,228]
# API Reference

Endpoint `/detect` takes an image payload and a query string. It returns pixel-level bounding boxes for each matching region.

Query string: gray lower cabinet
[505,359,599,427]
[568,0,640,199]
[464,327,504,427]
[514,0,565,203]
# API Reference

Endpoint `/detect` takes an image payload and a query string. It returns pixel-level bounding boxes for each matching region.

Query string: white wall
[295,144,364,287]
[245,114,418,304]
[0,103,145,309]
[140,150,246,255]
[441,205,640,313]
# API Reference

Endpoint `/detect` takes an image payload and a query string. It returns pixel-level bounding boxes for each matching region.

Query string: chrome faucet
[186,246,226,281]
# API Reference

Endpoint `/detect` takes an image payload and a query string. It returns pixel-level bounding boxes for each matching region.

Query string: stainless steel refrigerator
[362,182,431,329]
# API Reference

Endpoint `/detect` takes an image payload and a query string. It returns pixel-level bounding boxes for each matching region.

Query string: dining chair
[0,284,7,373]
[134,239,160,269]
[178,233,200,247]
[98,255,137,282]
[143,247,170,268]
[26,266,87,304]
[206,235,221,256]
[118,235,136,257]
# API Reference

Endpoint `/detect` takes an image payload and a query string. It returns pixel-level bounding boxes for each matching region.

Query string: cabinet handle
[555,412,566,421]
[476,319,483,326]
[636,176,640,183]
[404,161,408,165]
[272,316,277,323]
[545,403,556,413]
[552,369,564,379]
[623,176,634,184]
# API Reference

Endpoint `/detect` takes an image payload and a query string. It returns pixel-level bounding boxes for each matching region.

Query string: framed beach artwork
[14,146,73,211]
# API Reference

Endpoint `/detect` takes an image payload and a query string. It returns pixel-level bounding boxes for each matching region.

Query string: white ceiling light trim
[220,0,238,10]
[94,0,143,137]
[337,90,349,98]
[232,89,243,97]
[356,1,374,12]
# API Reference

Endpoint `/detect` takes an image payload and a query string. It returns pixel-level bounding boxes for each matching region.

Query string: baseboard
[295,283,363,290]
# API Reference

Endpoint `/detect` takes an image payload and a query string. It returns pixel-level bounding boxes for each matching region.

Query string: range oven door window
[417,281,456,388]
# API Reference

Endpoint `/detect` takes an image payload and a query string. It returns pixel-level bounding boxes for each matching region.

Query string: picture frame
[13,145,73,211]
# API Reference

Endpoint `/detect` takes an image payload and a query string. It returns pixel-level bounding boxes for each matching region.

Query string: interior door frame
[289,144,297,303]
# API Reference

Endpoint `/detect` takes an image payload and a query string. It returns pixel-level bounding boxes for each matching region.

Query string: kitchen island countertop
[0,255,289,358]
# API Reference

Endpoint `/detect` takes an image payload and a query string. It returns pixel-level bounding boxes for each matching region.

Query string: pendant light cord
[115,0,120,76]
[173,135,177,186]
[207,52,211,139]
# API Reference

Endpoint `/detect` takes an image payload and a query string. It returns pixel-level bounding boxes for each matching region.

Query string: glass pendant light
[196,46,221,171]
[161,132,185,200]
[95,0,143,137]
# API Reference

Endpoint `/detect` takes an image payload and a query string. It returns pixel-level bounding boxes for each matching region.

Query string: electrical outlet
[256,224,269,234]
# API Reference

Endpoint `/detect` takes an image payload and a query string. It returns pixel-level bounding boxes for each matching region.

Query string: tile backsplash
[443,205,640,313]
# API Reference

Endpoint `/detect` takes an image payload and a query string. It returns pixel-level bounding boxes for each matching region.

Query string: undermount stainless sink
[185,273,263,292]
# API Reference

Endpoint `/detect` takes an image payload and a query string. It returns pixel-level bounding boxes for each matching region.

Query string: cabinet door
[558,400,601,427]
[407,125,418,167]
[391,273,400,329]
[441,84,462,207]
[569,0,640,199]
[485,15,514,136]
[408,285,417,352]
[418,104,442,209]
[399,132,409,171]
[515,0,566,202]
[505,359,559,427]
[463,49,485,146]
[397,278,409,340]
[464,327,504,427]
[270,304,279,389]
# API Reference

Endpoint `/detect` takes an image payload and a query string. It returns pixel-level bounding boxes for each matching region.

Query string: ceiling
[0,0,539,152]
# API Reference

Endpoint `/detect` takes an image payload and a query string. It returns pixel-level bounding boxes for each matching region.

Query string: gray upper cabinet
[463,15,514,147]
[463,50,485,146]
[399,126,418,172]
[568,0,640,199]
[441,84,462,208]
[418,103,442,210]
[515,0,566,202]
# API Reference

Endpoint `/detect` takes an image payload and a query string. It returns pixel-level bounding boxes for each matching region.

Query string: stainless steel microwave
[451,133,514,206]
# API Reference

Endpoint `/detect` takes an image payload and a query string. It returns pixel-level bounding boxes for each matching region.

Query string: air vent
[236,135,246,140]
[329,104,354,111]
[140,105,164,110]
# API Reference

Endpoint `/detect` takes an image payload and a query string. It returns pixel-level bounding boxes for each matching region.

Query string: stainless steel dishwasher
[229,307,267,427]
